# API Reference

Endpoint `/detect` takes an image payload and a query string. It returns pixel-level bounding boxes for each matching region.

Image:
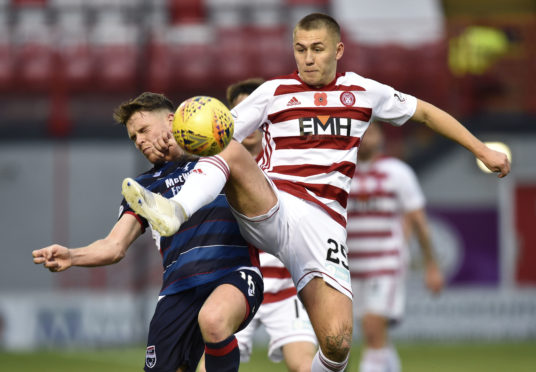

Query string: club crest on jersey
[146,345,157,368]
[314,92,328,106]
[340,91,356,107]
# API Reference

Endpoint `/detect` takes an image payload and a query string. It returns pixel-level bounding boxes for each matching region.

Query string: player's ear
[336,41,344,61]
[167,112,174,127]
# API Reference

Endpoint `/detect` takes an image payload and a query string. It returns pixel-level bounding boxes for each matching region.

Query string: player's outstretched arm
[412,99,510,178]
[32,214,142,272]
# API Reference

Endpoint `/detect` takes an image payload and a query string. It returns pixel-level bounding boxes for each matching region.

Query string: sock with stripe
[204,335,240,372]
[359,346,400,372]
[170,155,230,218]
[311,347,349,372]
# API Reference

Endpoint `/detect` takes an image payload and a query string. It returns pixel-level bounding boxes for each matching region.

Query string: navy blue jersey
[119,160,260,296]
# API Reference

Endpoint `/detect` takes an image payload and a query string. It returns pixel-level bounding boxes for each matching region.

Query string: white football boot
[121,178,186,236]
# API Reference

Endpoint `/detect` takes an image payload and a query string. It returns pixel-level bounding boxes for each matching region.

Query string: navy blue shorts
[144,269,263,372]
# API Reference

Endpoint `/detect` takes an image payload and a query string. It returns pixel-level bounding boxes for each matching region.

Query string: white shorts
[352,271,406,321]
[236,295,317,363]
[230,185,353,300]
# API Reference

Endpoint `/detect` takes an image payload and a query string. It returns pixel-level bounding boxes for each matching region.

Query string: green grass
[0,347,144,372]
[1,342,535,372]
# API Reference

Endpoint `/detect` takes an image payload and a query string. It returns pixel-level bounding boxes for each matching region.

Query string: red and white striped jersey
[259,252,297,304]
[231,71,417,227]
[347,156,425,278]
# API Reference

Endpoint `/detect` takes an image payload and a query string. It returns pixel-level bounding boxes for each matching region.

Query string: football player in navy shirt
[33,92,263,372]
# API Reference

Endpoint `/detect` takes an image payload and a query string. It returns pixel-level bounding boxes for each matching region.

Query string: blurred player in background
[228,78,317,372]
[33,92,263,372]
[347,122,444,372]
[121,13,510,372]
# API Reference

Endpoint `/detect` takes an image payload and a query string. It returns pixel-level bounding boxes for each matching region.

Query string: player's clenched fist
[32,244,72,272]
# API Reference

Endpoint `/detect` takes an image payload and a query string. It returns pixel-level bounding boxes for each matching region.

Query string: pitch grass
[1,342,535,372]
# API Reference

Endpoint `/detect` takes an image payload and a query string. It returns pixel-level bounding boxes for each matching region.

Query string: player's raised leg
[122,139,277,237]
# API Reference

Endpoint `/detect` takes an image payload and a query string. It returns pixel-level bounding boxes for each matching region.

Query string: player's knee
[318,322,353,362]
[197,307,229,343]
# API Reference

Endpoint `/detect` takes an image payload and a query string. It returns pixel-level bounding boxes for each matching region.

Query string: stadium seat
[146,36,172,94]
[286,0,328,5]
[92,44,138,93]
[12,8,54,92]
[213,26,252,86]
[165,24,215,92]
[249,25,294,78]
[0,12,13,92]
[0,43,12,92]
[56,9,94,92]
[90,10,139,93]
[168,0,206,24]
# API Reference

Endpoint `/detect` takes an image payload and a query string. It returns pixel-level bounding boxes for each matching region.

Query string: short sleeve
[231,81,276,142]
[368,80,418,126]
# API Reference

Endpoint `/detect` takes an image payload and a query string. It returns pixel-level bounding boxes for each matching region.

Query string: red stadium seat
[12,8,54,92]
[146,37,172,94]
[90,11,139,92]
[165,24,215,92]
[168,0,205,24]
[0,39,13,92]
[286,0,329,4]
[15,41,55,92]
[169,43,215,91]
[92,44,138,93]
[249,25,294,78]
[213,26,252,86]
[55,10,94,92]
[58,43,94,92]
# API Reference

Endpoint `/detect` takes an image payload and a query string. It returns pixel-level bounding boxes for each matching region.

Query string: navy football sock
[204,335,240,372]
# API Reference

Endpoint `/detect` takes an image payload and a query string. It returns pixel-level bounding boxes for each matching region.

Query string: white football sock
[385,345,401,372]
[311,348,349,372]
[171,155,230,218]
[359,346,400,372]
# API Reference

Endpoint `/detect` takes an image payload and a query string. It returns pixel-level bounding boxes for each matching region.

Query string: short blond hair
[294,13,341,42]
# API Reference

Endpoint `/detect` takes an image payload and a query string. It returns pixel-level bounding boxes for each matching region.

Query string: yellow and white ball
[172,96,234,156]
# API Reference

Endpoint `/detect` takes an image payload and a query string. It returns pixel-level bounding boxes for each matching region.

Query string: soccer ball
[172,96,234,156]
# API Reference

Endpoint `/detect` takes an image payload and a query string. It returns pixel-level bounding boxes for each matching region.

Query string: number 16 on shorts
[325,238,351,283]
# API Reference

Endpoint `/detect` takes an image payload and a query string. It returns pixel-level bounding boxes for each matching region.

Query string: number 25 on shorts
[325,238,350,282]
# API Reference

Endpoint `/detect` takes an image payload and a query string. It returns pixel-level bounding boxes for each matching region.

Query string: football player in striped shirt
[33,92,263,372]
[228,79,318,372]
[347,122,444,372]
[122,13,510,372]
